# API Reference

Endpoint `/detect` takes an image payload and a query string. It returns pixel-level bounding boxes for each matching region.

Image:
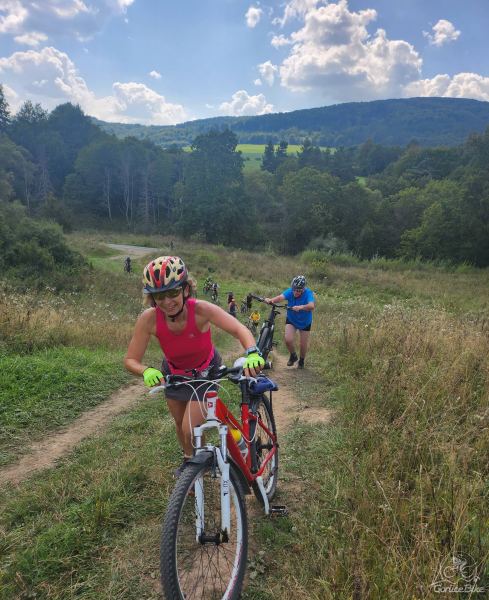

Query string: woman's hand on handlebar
[143,367,164,387]
[243,352,265,377]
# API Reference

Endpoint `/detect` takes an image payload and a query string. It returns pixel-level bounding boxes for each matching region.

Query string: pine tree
[261,140,276,173]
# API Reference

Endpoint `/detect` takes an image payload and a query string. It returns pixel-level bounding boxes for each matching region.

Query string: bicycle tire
[257,326,272,360]
[249,395,278,503]
[161,457,248,600]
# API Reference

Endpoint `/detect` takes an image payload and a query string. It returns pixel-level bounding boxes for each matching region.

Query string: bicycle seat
[249,377,278,393]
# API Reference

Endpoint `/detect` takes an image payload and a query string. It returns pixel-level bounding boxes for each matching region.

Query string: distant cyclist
[227,292,237,318]
[124,256,264,474]
[211,281,219,302]
[124,256,131,273]
[265,275,315,369]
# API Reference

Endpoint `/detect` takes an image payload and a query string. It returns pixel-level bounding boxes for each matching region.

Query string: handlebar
[250,294,288,309]
[149,364,245,394]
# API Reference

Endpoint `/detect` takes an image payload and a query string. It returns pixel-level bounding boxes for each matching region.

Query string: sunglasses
[152,288,183,300]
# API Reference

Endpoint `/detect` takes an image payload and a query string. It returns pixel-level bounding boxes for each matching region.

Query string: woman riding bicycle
[124,256,265,473]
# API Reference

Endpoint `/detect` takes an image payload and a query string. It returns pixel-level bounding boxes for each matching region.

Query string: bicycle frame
[192,388,278,526]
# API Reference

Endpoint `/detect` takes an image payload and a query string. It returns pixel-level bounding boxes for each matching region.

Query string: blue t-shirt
[282,287,314,329]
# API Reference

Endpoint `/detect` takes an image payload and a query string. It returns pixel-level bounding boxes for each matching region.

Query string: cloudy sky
[1,0,488,125]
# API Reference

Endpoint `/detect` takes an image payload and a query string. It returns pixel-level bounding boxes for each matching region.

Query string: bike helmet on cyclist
[291,275,306,290]
[142,256,188,294]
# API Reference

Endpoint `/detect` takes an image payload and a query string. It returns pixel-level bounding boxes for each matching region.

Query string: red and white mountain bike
[153,363,285,599]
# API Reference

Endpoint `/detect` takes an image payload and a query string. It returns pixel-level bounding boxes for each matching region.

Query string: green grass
[0,347,132,466]
[0,397,177,599]
[183,143,332,172]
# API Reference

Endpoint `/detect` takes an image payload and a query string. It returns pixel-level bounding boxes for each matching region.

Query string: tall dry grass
[309,302,489,595]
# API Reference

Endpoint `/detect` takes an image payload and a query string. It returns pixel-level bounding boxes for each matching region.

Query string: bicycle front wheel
[161,457,248,600]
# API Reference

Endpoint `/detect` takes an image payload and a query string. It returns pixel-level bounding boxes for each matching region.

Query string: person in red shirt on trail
[124,256,264,475]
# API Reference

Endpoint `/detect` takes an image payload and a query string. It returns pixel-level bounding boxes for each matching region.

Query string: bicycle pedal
[269,505,288,517]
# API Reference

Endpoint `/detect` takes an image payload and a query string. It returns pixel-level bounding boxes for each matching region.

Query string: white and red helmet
[142,256,188,294]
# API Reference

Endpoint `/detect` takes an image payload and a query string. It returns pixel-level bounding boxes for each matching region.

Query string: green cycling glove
[243,352,265,371]
[143,367,163,387]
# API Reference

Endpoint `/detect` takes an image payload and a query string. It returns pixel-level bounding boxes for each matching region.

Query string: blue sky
[1,0,488,124]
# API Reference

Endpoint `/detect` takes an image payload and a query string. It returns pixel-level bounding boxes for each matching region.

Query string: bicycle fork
[192,396,232,540]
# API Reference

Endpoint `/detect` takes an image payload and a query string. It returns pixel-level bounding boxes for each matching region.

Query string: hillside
[93,97,489,148]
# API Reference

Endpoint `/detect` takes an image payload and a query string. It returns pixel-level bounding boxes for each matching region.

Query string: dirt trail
[106,243,161,258]
[0,344,330,488]
[269,352,333,431]
[0,380,146,487]
[0,345,240,487]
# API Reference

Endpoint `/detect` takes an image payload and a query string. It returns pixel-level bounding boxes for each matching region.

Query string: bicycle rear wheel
[161,457,248,600]
[250,395,278,502]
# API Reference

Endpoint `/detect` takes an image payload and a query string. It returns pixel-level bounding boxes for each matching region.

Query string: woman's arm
[123,310,154,376]
[197,301,256,350]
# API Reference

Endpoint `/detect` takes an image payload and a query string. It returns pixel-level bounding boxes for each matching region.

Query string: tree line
[1,84,489,266]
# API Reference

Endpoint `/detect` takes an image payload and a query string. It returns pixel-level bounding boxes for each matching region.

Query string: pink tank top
[155,298,214,375]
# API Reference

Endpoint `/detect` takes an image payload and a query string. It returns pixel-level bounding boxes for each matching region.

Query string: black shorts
[161,350,223,402]
[286,318,311,332]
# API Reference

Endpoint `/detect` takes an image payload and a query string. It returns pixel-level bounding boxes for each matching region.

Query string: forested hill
[94,97,489,148]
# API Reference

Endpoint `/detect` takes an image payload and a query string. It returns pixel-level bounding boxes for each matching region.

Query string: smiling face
[152,285,187,317]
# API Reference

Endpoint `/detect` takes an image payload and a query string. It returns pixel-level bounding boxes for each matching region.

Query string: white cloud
[1,82,20,111]
[149,70,162,79]
[423,19,460,47]
[245,6,263,28]
[258,60,278,86]
[0,0,135,41]
[0,46,188,124]
[272,0,320,27]
[13,31,48,46]
[404,73,489,101]
[0,46,92,102]
[219,90,273,116]
[254,78,262,86]
[105,82,187,125]
[271,34,292,48]
[278,0,422,101]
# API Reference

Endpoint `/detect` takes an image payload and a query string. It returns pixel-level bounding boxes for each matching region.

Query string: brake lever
[149,384,166,395]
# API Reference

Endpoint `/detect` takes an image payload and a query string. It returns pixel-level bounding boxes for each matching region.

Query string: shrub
[0,201,87,290]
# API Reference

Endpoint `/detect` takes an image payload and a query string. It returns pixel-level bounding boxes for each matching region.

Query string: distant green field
[182,143,332,172]
[237,143,331,172]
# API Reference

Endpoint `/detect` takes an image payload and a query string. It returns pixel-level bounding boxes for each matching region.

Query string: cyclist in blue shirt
[265,275,315,368]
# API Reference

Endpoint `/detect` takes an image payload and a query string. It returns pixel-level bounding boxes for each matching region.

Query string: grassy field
[0,232,488,598]
[183,143,332,173]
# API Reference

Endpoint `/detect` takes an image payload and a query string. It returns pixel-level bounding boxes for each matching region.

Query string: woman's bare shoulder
[194,299,212,315]
[136,307,156,329]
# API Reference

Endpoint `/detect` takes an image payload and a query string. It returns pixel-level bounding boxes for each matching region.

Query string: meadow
[0,232,487,598]
[183,143,331,172]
